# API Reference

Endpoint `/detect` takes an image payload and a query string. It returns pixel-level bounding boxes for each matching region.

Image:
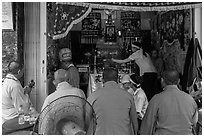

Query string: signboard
[2,2,13,30]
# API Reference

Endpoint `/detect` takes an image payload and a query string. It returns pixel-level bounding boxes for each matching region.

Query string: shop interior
[46,3,199,98]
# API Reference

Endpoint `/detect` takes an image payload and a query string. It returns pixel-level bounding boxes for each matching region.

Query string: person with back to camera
[41,69,85,111]
[140,69,198,135]
[2,61,38,134]
[87,67,138,135]
[47,48,80,95]
[121,74,148,133]
[41,69,86,135]
[112,41,157,101]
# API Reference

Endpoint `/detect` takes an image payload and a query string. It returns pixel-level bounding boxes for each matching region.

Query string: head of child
[121,74,142,95]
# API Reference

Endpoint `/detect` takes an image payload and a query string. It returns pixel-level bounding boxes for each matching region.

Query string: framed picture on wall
[105,25,116,42]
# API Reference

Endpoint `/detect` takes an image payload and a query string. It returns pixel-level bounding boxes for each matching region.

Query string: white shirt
[128,49,156,76]
[133,87,148,119]
[2,74,30,124]
[41,81,86,111]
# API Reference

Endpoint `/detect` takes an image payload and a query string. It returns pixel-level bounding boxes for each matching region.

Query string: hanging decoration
[121,11,141,37]
[59,2,201,12]
[160,10,185,50]
[49,2,201,40]
[161,39,183,73]
[52,3,92,40]
[81,12,101,35]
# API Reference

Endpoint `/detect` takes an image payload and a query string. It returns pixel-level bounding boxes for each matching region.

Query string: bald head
[53,69,67,86]
[103,67,118,83]
[162,70,179,85]
[8,61,21,74]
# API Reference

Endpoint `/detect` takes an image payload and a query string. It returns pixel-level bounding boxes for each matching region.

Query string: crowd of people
[2,44,199,135]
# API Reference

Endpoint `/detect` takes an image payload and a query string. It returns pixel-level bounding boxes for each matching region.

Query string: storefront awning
[51,2,202,40]
[59,2,202,12]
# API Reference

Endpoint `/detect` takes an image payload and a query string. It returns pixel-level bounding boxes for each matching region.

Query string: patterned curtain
[160,10,185,50]
[59,2,201,12]
[49,2,201,40]
[52,3,91,40]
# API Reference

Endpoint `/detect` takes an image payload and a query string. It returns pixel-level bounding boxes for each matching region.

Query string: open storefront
[9,2,200,119]
[45,2,201,97]
[2,2,202,134]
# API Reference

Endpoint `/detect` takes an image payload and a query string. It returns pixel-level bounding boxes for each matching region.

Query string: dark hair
[132,42,147,57]
[162,70,179,85]
[130,74,143,85]
[7,61,21,74]
[103,67,118,83]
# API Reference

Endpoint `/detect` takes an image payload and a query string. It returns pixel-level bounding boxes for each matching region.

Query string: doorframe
[24,2,47,112]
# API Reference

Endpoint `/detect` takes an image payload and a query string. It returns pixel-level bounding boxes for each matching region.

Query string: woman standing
[112,42,158,101]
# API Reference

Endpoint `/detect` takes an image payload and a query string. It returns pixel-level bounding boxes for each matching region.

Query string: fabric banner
[161,39,183,73]
[50,2,201,40]
[160,10,185,50]
[181,38,202,93]
[52,3,92,40]
[59,2,201,12]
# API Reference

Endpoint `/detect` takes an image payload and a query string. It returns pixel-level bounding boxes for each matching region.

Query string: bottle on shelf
[18,105,25,125]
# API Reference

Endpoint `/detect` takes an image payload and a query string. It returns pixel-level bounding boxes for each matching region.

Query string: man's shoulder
[67,66,79,74]
[74,87,85,94]
[68,65,78,70]
[45,93,53,101]
[160,88,195,101]
[3,78,21,89]
[89,88,102,96]
[70,87,82,92]
[111,87,134,101]
[148,92,162,104]
[137,89,147,98]
[180,90,196,102]
[87,88,103,101]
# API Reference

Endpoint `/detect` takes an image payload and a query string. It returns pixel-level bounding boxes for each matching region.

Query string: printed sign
[2,2,13,30]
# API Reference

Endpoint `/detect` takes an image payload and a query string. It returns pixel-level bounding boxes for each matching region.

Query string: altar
[87,73,129,97]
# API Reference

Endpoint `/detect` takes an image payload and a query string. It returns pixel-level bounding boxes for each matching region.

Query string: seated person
[41,69,85,111]
[2,61,38,135]
[40,69,86,135]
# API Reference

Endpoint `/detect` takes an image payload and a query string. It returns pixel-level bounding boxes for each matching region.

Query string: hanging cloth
[52,3,92,40]
[181,38,202,93]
